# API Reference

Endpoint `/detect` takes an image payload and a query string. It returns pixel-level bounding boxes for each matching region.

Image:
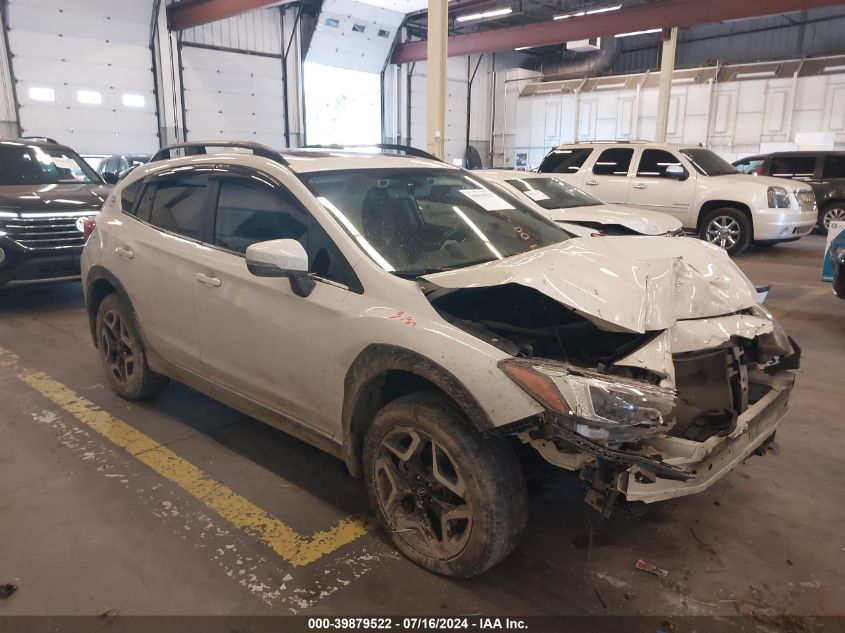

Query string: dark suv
[733,151,845,234]
[0,138,111,288]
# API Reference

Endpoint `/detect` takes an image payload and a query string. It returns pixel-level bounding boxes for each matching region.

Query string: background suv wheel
[700,207,752,256]
[96,294,168,400]
[363,391,527,578]
[819,202,845,235]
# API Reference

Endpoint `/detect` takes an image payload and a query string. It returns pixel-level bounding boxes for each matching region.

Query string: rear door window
[823,155,845,179]
[592,148,634,176]
[144,176,209,239]
[538,148,593,174]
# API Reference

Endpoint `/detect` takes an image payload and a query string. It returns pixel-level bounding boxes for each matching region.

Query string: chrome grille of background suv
[0,212,92,251]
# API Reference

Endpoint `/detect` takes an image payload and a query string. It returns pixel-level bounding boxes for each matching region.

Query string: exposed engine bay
[424,278,800,512]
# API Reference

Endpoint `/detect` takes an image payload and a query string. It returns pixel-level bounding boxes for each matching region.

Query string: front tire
[819,202,845,235]
[363,391,527,577]
[95,293,168,400]
[699,207,752,256]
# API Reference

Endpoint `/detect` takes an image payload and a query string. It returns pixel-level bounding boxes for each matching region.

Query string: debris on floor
[0,583,17,599]
[636,559,669,577]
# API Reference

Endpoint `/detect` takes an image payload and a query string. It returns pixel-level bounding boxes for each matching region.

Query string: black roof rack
[302,143,442,162]
[149,141,288,166]
[21,136,59,144]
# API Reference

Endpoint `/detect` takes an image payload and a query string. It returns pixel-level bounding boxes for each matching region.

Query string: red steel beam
[392,0,845,64]
[168,0,294,31]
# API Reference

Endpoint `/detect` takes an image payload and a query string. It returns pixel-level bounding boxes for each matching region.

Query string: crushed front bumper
[618,370,794,503]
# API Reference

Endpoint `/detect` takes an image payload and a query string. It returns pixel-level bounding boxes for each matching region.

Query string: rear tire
[819,202,845,235]
[699,207,752,256]
[95,294,168,400]
[363,391,527,577]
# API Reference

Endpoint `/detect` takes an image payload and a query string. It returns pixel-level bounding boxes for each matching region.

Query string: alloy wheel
[705,216,741,249]
[373,427,472,560]
[100,309,137,386]
[824,206,845,230]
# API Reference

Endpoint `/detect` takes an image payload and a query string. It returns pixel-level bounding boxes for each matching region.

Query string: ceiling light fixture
[614,28,662,37]
[456,7,512,22]
[554,3,620,20]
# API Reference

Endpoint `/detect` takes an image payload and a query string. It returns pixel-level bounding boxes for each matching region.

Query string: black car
[733,151,845,234]
[90,153,150,184]
[0,138,110,288]
[833,251,845,299]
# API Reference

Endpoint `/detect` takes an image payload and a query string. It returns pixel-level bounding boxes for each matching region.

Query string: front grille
[796,190,817,213]
[0,213,91,251]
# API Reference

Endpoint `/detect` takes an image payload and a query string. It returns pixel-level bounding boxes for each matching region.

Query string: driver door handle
[585,180,599,186]
[196,272,222,288]
[633,184,648,189]
[114,246,134,259]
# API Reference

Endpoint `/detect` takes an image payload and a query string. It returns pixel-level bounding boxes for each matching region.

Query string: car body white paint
[540,142,817,243]
[477,169,683,236]
[82,147,796,509]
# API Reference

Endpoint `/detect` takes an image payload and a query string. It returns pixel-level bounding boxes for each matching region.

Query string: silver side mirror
[245,239,314,297]
[665,164,689,181]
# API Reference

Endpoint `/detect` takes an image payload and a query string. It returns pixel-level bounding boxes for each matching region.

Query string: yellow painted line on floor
[0,345,376,567]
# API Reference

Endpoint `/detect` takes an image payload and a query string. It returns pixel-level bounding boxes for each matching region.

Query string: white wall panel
[513,63,845,167]
[7,0,157,154]
[181,9,283,55]
[181,46,285,146]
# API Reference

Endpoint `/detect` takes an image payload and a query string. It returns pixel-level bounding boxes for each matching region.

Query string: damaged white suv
[81,142,799,578]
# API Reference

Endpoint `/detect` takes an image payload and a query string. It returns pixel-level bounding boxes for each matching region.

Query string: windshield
[680,148,737,176]
[504,176,602,210]
[300,168,571,275]
[0,142,101,185]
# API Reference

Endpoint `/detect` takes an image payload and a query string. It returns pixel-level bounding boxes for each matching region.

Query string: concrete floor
[0,235,843,621]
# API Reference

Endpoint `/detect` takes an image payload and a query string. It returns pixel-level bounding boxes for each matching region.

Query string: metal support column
[654,27,677,143]
[426,0,448,160]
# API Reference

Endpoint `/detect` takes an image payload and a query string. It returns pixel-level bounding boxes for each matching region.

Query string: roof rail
[302,143,442,162]
[22,136,59,144]
[149,141,289,165]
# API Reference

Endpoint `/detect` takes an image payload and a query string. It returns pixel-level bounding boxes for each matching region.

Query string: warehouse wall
[385,52,533,167]
[151,4,306,149]
[512,61,845,169]
[5,0,159,154]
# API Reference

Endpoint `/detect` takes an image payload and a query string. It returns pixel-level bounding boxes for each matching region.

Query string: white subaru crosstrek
[538,141,817,255]
[81,142,800,577]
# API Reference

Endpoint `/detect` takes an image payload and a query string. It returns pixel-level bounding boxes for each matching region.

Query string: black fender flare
[84,266,140,346]
[341,343,495,476]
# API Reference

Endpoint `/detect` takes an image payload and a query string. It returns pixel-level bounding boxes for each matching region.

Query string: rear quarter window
[120,180,143,213]
[538,148,592,174]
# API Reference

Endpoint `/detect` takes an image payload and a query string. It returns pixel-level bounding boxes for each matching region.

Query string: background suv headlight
[767,186,791,209]
[499,359,676,442]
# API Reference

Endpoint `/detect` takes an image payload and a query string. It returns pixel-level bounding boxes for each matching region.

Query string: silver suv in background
[538,141,817,255]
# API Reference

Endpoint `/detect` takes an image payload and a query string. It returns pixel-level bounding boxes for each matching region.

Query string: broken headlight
[499,359,676,442]
[749,304,794,364]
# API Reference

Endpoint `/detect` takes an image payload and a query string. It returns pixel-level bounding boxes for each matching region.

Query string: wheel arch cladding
[342,344,496,477]
[697,200,753,231]
[85,266,137,347]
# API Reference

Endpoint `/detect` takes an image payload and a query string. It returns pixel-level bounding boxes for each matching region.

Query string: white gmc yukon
[81,142,800,578]
[538,141,817,255]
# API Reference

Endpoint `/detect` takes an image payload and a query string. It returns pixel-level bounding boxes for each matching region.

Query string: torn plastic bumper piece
[619,370,795,503]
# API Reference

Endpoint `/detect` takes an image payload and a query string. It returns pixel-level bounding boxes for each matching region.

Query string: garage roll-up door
[180,46,285,148]
[6,0,158,154]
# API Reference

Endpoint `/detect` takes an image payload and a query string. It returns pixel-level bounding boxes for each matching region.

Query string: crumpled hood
[546,204,682,235]
[423,236,758,333]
